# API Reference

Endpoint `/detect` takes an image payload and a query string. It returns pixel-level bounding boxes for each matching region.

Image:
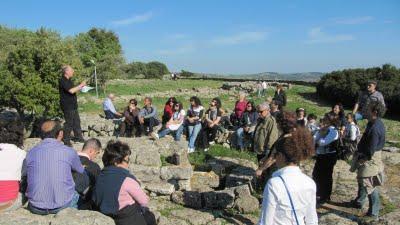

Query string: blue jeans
[28,191,79,215]
[354,112,364,121]
[236,127,245,148]
[356,181,380,217]
[187,123,201,149]
[158,125,184,141]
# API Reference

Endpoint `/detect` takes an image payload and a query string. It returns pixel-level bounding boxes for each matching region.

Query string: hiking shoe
[209,141,215,145]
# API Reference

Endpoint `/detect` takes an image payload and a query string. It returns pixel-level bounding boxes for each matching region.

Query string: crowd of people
[0,65,388,225]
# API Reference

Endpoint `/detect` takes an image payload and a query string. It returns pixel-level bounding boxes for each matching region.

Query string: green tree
[145,61,169,79]
[0,28,83,118]
[74,28,125,87]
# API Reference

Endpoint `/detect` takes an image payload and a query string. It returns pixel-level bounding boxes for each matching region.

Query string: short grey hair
[82,138,102,152]
[257,102,270,111]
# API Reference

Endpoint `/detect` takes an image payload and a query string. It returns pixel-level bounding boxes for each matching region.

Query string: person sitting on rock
[24,120,86,215]
[312,114,339,204]
[93,140,149,225]
[186,96,204,153]
[0,115,26,212]
[103,93,123,119]
[162,97,177,126]
[236,101,258,151]
[120,99,141,137]
[139,97,160,138]
[257,127,317,225]
[296,107,307,127]
[230,92,248,127]
[352,80,385,121]
[202,98,223,151]
[73,138,102,210]
[156,102,186,141]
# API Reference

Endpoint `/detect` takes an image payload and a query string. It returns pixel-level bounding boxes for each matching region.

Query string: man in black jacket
[59,65,86,146]
[73,138,102,209]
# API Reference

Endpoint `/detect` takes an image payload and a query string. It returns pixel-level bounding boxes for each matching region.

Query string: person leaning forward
[59,65,86,146]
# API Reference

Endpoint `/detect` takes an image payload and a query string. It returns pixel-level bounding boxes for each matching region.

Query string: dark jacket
[239,111,258,128]
[357,118,385,160]
[92,166,137,215]
[273,90,287,106]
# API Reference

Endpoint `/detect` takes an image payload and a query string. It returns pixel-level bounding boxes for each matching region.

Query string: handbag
[279,175,300,225]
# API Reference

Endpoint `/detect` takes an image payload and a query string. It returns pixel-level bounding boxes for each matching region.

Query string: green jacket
[253,115,279,155]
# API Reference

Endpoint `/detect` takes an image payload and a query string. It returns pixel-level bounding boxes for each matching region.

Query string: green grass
[159,204,185,217]
[380,195,397,215]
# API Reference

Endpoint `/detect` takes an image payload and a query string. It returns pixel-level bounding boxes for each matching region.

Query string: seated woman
[162,97,177,126]
[230,93,248,127]
[120,99,141,137]
[236,101,258,151]
[186,96,204,153]
[258,127,317,225]
[296,107,307,127]
[93,141,149,225]
[156,102,185,141]
[203,98,222,149]
[0,115,26,212]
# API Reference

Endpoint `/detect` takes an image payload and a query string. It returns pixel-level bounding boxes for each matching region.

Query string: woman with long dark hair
[156,102,185,141]
[186,96,204,153]
[162,97,177,125]
[236,101,258,151]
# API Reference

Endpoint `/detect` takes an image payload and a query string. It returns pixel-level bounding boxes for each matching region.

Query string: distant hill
[185,72,325,82]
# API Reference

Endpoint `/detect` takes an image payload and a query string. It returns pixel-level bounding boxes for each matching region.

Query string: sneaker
[189,148,195,153]
[151,132,159,140]
[204,148,209,152]
[209,141,215,145]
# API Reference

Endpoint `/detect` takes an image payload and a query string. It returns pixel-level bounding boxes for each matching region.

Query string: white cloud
[111,11,153,26]
[157,44,196,55]
[383,20,394,24]
[211,31,268,45]
[333,16,374,25]
[306,27,354,44]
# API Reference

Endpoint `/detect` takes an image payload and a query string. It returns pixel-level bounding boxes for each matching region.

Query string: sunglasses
[258,110,266,113]
[247,105,252,108]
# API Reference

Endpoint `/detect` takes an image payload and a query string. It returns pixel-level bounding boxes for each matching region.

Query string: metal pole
[95,65,99,98]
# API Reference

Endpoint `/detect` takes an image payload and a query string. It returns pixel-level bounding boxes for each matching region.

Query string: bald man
[103,93,122,119]
[59,65,86,146]
[23,120,86,215]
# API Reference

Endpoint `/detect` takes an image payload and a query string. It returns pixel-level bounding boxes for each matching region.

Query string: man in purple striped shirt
[24,120,85,215]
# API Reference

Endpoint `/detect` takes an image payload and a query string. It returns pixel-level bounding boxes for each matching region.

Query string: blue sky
[1,0,399,74]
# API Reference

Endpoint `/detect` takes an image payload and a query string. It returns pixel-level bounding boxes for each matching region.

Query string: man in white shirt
[262,81,267,96]
[103,93,122,119]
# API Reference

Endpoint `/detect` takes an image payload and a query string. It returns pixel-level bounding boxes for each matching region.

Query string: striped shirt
[24,138,84,209]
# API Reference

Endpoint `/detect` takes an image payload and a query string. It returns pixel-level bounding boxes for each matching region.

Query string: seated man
[103,93,122,119]
[139,97,160,137]
[73,138,102,210]
[24,120,86,215]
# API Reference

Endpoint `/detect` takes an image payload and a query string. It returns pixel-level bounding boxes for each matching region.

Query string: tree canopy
[316,64,400,114]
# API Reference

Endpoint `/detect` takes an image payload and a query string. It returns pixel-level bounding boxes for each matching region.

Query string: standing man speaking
[59,65,86,146]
